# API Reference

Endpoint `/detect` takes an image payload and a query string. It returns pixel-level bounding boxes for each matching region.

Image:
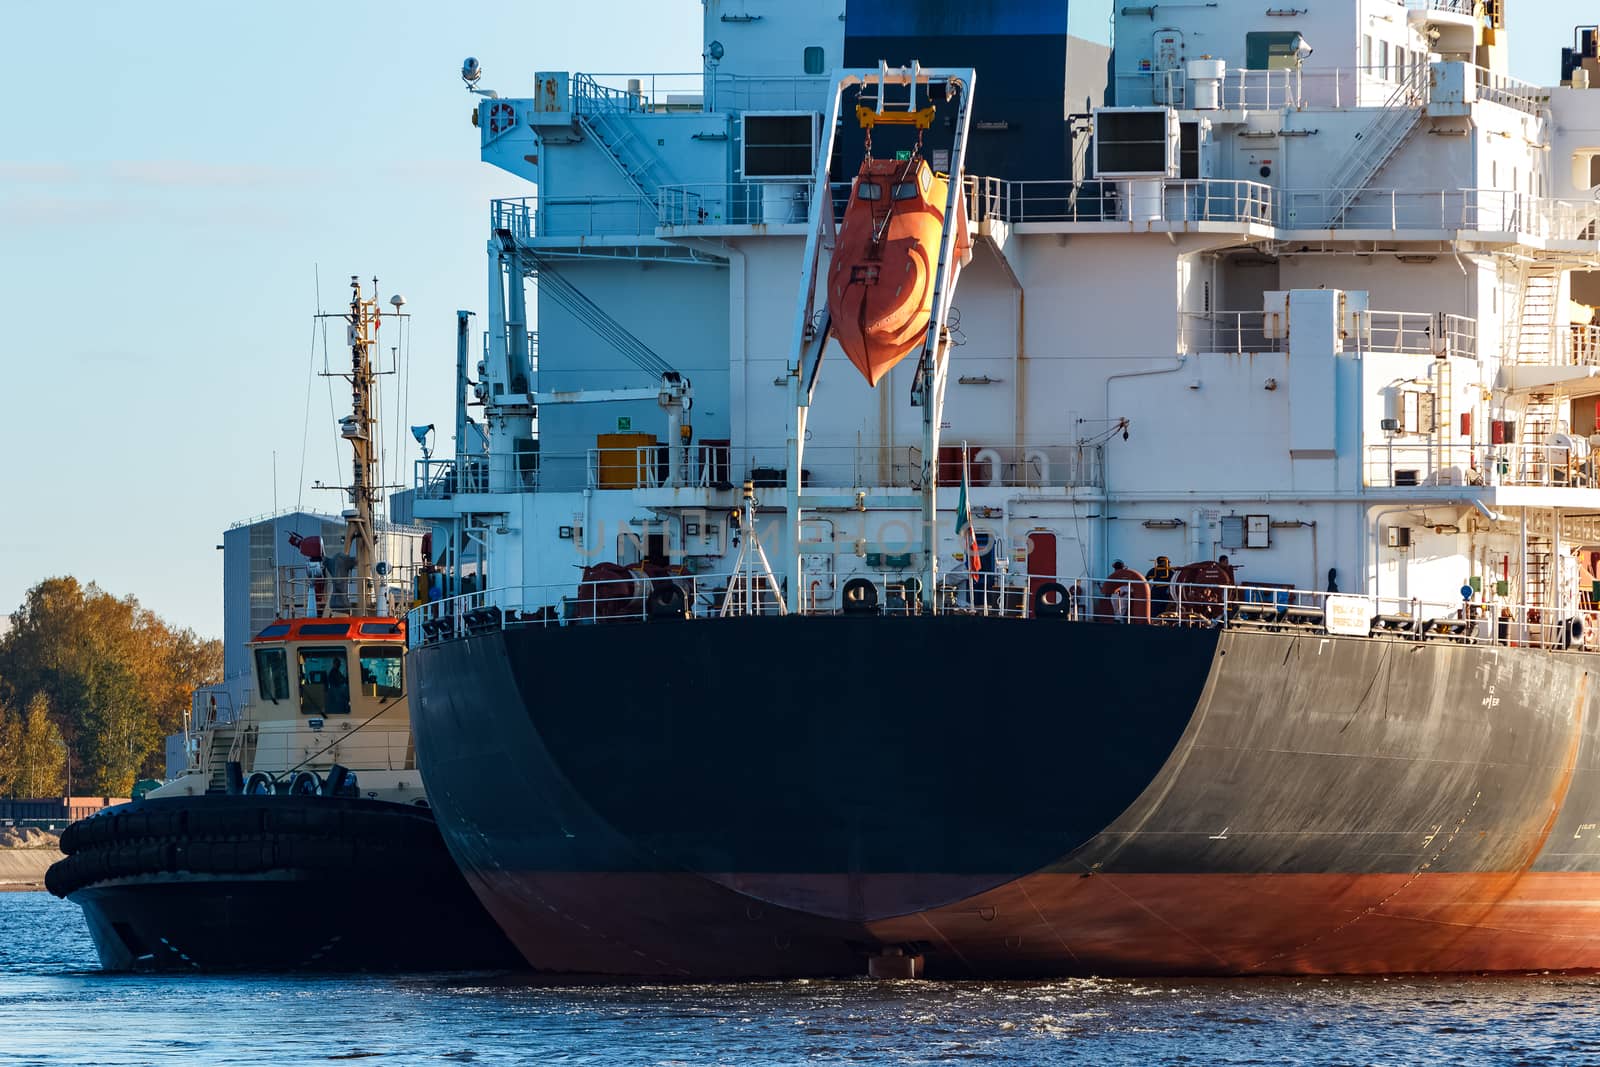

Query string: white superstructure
[416,2,1600,642]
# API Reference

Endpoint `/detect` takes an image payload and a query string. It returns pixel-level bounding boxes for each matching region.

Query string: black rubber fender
[186,806,264,838]
[842,578,880,615]
[1034,582,1072,619]
[647,582,688,620]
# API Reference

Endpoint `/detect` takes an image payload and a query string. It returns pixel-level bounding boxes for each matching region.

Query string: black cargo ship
[409,610,1600,978]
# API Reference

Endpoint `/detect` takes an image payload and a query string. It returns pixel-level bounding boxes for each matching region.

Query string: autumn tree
[15,695,65,797]
[0,698,19,795]
[0,577,222,796]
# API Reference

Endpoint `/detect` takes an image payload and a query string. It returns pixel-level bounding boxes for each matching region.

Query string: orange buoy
[827,156,972,387]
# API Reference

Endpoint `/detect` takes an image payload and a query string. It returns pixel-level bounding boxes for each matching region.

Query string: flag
[955,443,979,579]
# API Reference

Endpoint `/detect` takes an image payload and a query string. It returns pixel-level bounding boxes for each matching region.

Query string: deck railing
[1181,310,1476,359]
[409,570,1599,654]
[414,444,1106,498]
[1365,441,1599,490]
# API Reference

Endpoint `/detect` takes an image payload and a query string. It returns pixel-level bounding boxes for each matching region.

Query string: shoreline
[0,848,62,892]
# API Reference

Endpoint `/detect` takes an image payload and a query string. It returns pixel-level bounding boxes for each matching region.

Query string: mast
[343,276,381,615]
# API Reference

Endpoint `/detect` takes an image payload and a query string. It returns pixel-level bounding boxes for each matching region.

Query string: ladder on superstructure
[1511,266,1560,365]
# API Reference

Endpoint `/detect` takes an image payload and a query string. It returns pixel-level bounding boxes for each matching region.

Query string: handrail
[409,569,1600,654]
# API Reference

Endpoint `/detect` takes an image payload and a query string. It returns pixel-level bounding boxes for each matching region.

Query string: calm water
[3,893,1600,1066]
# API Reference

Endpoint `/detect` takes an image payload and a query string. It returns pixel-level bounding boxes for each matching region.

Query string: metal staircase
[578,109,670,217]
[205,732,234,793]
[1511,266,1560,365]
[1325,64,1430,227]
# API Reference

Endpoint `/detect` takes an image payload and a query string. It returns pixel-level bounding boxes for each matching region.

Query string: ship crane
[483,239,695,488]
[783,61,976,615]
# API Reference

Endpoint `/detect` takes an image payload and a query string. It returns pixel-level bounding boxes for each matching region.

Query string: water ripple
[5,894,1600,1065]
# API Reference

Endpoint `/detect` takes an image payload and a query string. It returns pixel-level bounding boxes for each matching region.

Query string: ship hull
[410,615,1600,978]
[48,795,523,972]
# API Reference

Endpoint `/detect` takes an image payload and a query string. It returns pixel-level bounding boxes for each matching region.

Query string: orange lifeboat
[827,156,972,387]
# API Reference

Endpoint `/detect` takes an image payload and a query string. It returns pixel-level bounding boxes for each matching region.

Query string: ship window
[359,622,402,635]
[803,46,824,75]
[298,622,351,636]
[256,623,291,639]
[857,180,882,201]
[358,646,404,700]
[891,182,918,200]
[297,647,351,716]
[1247,31,1307,71]
[742,113,816,179]
[255,648,290,703]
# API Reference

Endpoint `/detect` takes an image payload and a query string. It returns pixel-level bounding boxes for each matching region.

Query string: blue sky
[0,1,1593,637]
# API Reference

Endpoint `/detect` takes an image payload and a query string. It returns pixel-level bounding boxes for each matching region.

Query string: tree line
[0,578,223,798]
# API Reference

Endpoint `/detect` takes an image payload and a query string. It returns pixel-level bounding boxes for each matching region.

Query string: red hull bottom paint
[467,870,1600,978]
[871,872,1600,977]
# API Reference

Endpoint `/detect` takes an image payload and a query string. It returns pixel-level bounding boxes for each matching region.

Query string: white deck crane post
[783,63,976,615]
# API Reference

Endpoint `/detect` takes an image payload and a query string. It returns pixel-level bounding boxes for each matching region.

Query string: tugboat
[47,278,521,972]
[408,7,1600,979]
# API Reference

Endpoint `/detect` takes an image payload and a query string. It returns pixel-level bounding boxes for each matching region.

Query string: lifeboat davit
[828,156,972,387]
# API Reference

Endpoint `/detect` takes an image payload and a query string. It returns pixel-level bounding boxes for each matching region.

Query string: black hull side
[412,614,1600,978]
[49,795,523,972]
[409,616,1217,975]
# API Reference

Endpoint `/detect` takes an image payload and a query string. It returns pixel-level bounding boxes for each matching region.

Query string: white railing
[580,443,1104,493]
[1278,188,1600,238]
[1365,311,1478,359]
[419,443,1105,498]
[571,72,705,114]
[964,177,1273,227]
[414,453,537,496]
[566,71,834,114]
[490,197,533,241]
[1556,325,1600,367]
[409,570,1600,654]
[1366,441,1599,490]
[1180,312,1284,355]
[656,182,854,229]
[1181,310,1476,358]
[1115,64,1432,111]
[1474,67,1551,115]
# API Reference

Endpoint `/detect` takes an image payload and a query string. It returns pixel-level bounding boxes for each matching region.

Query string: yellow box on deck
[596,433,660,488]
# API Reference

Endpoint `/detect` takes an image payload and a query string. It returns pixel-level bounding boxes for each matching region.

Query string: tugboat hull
[409,615,1600,978]
[48,795,523,972]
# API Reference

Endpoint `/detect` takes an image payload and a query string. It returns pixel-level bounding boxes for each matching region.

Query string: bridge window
[359,646,405,700]
[254,647,289,703]
[803,46,825,75]
[297,647,351,716]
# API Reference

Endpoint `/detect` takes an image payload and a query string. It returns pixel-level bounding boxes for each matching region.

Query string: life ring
[1034,582,1072,619]
[244,772,276,796]
[842,577,879,615]
[488,101,517,135]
